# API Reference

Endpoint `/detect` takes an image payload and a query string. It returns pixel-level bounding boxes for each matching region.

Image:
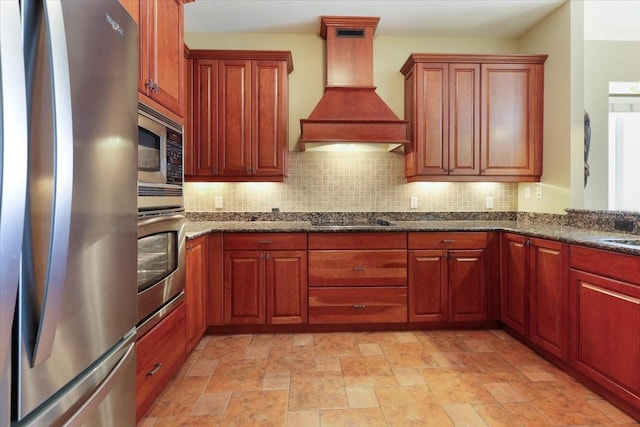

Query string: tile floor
[138,330,639,426]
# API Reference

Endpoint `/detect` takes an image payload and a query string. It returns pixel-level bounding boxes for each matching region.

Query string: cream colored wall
[516,1,578,214]
[583,41,640,210]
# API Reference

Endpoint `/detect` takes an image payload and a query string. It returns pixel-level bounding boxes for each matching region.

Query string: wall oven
[136,209,186,335]
[138,103,183,211]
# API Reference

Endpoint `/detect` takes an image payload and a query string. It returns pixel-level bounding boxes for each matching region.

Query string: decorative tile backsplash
[185,151,518,212]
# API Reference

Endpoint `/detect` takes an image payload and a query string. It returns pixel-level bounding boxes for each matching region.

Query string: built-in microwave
[137,103,183,210]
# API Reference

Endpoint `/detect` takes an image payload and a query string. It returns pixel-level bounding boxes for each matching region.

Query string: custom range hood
[300,16,409,151]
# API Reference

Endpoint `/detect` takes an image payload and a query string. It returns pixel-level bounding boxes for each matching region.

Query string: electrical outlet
[536,186,543,199]
[214,196,223,208]
[485,196,494,209]
[410,196,418,209]
[524,187,531,199]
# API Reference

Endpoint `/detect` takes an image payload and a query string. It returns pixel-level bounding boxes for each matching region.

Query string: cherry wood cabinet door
[218,60,252,176]
[529,238,568,360]
[413,63,448,175]
[138,0,184,116]
[501,233,529,336]
[185,236,207,352]
[266,251,307,324]
[481,63,541,177]
[448,249,486,322]
[223,250,265,324]
[408,250,448,322]
[569,269,640,407]
[448,63,480,176]
[190,59,219,175]
[252,60,287,176]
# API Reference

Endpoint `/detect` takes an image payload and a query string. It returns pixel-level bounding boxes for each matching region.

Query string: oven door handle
[137,212,185,237]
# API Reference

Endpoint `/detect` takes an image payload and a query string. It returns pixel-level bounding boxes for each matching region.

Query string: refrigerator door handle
[62,341,135,427]
[0,0,29,373]
[31,0,74,367]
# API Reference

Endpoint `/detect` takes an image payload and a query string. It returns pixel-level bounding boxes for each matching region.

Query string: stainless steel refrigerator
[1,1,138,425]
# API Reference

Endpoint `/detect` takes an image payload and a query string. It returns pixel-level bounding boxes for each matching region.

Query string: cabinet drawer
[308,287,407,324]
[308,232,407,249]
[224,232,307,250]
[308,250,407,286]
[570,245,640,285]
[136,302,187,421]
[408,232,487,249]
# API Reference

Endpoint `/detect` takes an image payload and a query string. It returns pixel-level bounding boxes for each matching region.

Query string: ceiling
[184,0,567,38]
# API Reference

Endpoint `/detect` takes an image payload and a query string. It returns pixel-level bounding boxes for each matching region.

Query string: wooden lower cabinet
[502,233,568,360]
[185,236,207,352]
[408,232,487,323]
[136,302,187,422]
[307,232,407,324]
[570,246,640,410]
[223,233,307,325]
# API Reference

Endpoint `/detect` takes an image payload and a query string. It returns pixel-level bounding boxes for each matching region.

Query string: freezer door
[20,333,136,427]
[17,0,138,421]
[0,0,29,425]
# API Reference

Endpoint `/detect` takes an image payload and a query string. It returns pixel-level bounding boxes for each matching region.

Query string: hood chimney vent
[299,16,409,150]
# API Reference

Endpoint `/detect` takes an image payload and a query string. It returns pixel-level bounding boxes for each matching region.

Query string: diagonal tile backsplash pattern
[185,151,518,212]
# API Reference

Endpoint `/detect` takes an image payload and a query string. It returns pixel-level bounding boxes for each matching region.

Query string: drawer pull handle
[442,239,456,243]
[352,267,366,272]
[352,304,367,309]
[147,363,162,376]
[258,240,272,245]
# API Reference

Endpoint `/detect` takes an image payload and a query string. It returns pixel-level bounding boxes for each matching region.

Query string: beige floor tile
[151,415,222,426]
[221,390,288,425]
[136,417,157,427]
[443,403,488,426]
[250,333,294,347]
[346,386,379,408]
[421,371,496,405]
[386,351,438,368]
[289,371,348,410]
[353,331,400,345]
[192,392,230,416]
[185,359,219,377]
[266,344,315,373]
[340,355,397,386]
[319,408,387,427]
[392,367,427,386]
[287,410,319,427]
[314,333,360,357]
[262,371,290,391]
[244,343,271,360]
[482,382,526,403]
[431,352,466,368]
[205,358,267,393]
[292,333,314,346]
[359,342,384,356]
[199,335,252,361]
[376,385,453,426]
[394,331,419,342]
[473,402,551,426]
[380,341,425,354]
[315,356,342,372]
[588,398,640,424]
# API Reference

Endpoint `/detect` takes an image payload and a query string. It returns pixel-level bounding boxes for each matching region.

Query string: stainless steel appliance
[137,104,184,211]
[136,209,186,334]
[1,1,138,425]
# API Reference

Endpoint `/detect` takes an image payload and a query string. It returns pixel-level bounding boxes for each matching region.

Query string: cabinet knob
[480,169,486,174]
[450,169,454,174]
[352,267,366,272]
[352,304,367,309]
[146,363,162,376]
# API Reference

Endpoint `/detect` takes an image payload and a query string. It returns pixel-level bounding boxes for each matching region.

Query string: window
[608,82,640,211]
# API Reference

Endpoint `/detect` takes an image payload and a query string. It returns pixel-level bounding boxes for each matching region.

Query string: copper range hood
[299,16,409,150]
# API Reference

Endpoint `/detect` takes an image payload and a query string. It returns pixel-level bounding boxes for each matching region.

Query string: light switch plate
[536,186,543,199]
[485,196,494,209]
[215,196,223,208]
[524,187,531,199]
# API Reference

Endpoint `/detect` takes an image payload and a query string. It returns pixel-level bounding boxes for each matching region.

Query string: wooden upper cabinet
[186,50,293,182]
[139,0,184,117]
[401,54,546,182]
[481,63,543,178]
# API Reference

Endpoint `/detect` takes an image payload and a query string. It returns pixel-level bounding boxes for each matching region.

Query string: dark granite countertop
[185,220,640,256]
